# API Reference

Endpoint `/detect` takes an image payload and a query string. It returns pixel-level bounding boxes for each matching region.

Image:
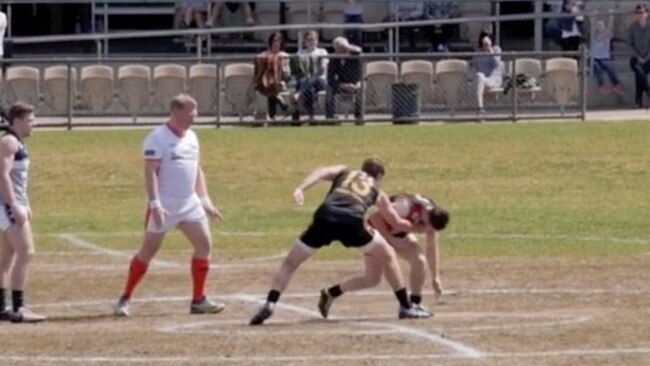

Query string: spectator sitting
[326,37,362,122]
[179,0,210,29]
[423,1,459,52]
[472,32,504,114]
[254,32,292,121]
[291,31,329,122]
[344,0,364,47]
[591,12,624,96]
[205,1,256,28]
[629,4,650,108]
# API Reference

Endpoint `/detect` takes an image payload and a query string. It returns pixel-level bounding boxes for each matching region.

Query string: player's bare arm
[425,227,442,296]
[144,159,166,228]
[376,191,412,232]
[293,164,348,206]
[195,164,222,222]
[0,136,26,225]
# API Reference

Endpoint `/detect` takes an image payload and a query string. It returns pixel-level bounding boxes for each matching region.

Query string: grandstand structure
[0,0,646,126]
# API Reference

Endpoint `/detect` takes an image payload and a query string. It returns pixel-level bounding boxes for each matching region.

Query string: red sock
[191,257,210,302]
[121,256,148,299]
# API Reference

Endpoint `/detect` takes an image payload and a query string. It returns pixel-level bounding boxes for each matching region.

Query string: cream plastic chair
[43,66,78,114]
[545,58,579,114]
[80,65,114,113]
[512,58,543,100]
[189,64,217,114]
[5,66,40,106]
[400,60,435,104]
[153,64,186,111]
[223,63,255,121]
[364,61,398,111]
[435,59,469,114]
[118,64,151,122]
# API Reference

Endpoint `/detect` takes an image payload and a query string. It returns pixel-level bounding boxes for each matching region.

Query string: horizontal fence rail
[0,50,587,128]
[6,9,626,46]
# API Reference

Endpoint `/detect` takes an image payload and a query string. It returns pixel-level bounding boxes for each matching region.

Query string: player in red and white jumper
[369,193,449,316]
[114,94,224,317]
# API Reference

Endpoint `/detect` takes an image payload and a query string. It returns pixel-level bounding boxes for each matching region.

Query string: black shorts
[300,218,374,249]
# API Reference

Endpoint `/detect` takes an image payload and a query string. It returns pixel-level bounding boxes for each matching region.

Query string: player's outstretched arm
[375,191,412,232]
[425,228,442,297]
[293,164,347,206]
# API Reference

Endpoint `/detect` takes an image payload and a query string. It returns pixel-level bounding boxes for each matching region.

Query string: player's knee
[15,249,34,264]
[372,241,395,260]
[412,253,426,271]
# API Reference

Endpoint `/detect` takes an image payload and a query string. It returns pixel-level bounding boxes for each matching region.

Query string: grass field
[30,121,650,257]
[3,121,650,365]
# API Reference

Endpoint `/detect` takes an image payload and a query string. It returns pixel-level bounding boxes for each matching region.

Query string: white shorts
[0,203,29,232]
[146,196,207,233]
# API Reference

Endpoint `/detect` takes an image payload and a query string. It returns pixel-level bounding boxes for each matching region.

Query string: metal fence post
[580,46,587,121]
[511,56,517,122]
[67,61,74,130]
[196,35,203,59]
[360,58,366,125]
[216,59,221,128]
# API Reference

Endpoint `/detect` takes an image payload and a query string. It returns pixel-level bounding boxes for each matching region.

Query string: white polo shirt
[142,124,200,202]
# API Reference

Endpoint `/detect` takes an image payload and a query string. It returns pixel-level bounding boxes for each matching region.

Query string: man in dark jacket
[325,37,363,122]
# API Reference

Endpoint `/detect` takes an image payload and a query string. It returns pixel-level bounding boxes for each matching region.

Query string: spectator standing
[558,0,585,51]
[591,11,624,96]
[343,0,363,47]
[629,4,650,108]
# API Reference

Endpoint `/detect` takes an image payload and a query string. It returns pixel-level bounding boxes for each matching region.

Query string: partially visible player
[369,193,450,315]
[249,158,431,325]
[114,94,224,317]
[0,102,45,323]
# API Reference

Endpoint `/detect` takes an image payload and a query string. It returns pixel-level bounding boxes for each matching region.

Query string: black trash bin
[392,83,420,124]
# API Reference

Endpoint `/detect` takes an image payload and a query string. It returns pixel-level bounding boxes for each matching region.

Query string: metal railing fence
[0,49,587,128]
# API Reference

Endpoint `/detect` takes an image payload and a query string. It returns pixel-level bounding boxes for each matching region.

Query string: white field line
[451,315,595,334]
[55,233,286,270]
[58,234,180,268]
[32,287,650,310]
[3,348,650,364]
[40,230,650,244]
[43,230,650,245]
[236,294,483,359]
[448,233,650,245]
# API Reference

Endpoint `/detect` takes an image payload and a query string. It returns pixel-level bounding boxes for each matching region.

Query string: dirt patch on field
[1,255,649,365]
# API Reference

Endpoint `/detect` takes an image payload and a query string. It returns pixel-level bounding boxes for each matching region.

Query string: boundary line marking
[58,234,179,268]
[3,348,650,364]
[44,230,650,245]
[235,294,483,359]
